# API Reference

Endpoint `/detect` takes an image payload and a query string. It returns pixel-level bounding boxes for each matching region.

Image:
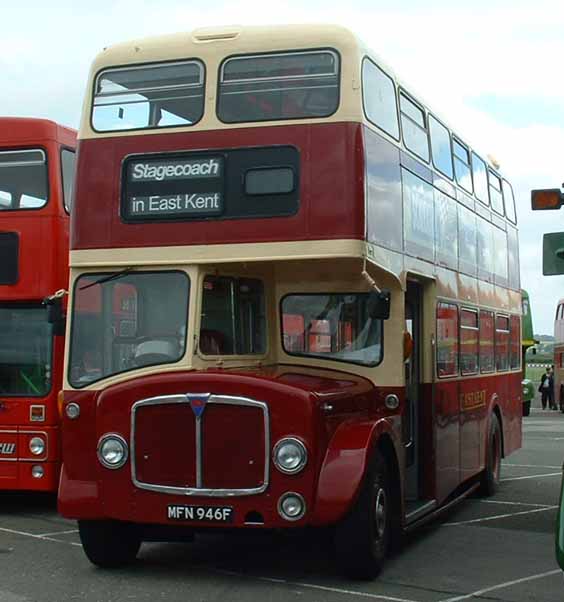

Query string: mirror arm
[361,258,381,293]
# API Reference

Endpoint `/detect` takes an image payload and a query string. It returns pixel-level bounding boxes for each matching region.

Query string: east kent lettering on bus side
[130,193,221,214]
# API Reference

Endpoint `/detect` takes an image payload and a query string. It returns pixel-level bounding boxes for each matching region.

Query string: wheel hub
[374,487,387,539]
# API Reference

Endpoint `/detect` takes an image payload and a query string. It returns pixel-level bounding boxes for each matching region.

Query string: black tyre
[334,451,392,580]
[479,414,502,497]
[523,400,531,417]
[78,520,141,568]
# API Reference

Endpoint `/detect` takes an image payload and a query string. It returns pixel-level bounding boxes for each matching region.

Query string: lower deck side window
[436,302,458,377]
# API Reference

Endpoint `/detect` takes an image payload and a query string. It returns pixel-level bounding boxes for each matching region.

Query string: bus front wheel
[334,451,391,580]
[479,414,501,497]
[78,519,141,568]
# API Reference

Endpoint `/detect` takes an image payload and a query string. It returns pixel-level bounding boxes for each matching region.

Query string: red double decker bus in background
[0,118,76,492]
[60,25,522,578]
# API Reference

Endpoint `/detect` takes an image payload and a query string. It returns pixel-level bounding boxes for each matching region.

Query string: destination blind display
[121,146,300,223]
[122,155,224,221]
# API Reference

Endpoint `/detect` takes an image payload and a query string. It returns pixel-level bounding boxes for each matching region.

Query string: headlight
[97,434,128,469]
[273,438,307,474]
[29,437,45,456]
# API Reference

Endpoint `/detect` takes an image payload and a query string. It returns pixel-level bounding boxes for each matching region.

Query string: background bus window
[281,293,382,366]
[479,310,495,373]
[436,302,459,377]
[200,276,266,355]
[60,148,76,213]
[218,50,339,123]
[362,59,399,140]
[0,150,48,210]
[488,170,504,216]
[429,115,453,179]
[495,315,510,371]
[510,314,520,369]
[399,93,429,162]
[458,204,477,277]
[460,309,478,375]
[282,314,305,352]
[472,152,489,205]
[92,60,205,132]
[0,306,53,396]
[453,139,473,193]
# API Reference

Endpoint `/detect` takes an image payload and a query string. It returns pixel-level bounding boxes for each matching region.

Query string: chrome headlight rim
[272,437,308,475]
[29,436,46,456]
[97,433,129,470]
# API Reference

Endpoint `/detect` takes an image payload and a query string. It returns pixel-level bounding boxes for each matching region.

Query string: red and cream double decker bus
[0,117,76,492]
[60,25,522,577]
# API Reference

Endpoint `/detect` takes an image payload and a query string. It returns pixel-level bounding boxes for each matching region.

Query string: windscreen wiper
[79,267,135,290]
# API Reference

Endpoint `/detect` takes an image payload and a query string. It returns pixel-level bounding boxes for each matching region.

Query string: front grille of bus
[131,394,270,497]
[0,232,19,285]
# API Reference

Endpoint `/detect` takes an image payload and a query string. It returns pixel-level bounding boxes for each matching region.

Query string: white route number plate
[167,504,234,523]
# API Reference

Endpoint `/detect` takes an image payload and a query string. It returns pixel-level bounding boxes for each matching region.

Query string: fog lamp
[278,492,306,521]
[31,465,44,479]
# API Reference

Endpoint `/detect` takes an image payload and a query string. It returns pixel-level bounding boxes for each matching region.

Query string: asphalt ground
[1,405,563,602]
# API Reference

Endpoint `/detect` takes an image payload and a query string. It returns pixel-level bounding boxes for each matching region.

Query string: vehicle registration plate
[167,504,234,523]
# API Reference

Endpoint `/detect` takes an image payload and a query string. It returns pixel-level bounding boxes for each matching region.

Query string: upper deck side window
[92,60,205,132]
[502,178,517,224]
[217,50,340,123]
[362,58,399,140]
[488,169,504,216]
[399,92,429,162]
[471,152,489,205]
[0,149,48,211]
[429,114,453,179]
[452,138,473,194]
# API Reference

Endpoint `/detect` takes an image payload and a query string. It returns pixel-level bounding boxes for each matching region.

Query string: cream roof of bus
[81,23,505,177]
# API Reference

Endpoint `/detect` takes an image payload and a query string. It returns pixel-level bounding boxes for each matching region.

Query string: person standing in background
[539,367,554,410]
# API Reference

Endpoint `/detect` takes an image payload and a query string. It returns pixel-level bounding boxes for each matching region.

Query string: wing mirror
[367,289,391,320]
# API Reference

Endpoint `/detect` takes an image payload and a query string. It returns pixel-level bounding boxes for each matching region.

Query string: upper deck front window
[0,150,48,210]
[92,60,205,132]
[218,50,340,123]
[0,305,53,396]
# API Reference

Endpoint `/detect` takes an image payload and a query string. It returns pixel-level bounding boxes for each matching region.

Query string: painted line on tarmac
[504,463,562,469]
[37,528,79,537]
[500,472,561,482]
[215,569,419,602]
[0,526,81,547]
[479,499,555,508]
[443,505,558,526]
[524,437,564,441]
[437,568,562,601]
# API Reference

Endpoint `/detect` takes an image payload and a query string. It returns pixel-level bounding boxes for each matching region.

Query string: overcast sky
[2,0,562,333]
